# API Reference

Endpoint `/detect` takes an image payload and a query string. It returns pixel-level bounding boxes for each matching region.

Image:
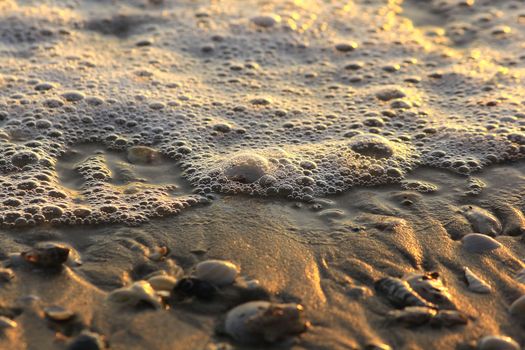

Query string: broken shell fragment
[460,205,502,236]
[464,267,491,294]
[126,146,160,165]
[21,242,70,268]
[387,306,436,326]
[0,268,14,282]
[478,335,520,350]
[404,272,456,309]
[224,301,308,344]
[108,281,162,309]
[0,316,17,329]
[375,277,436,309]
[44,306,75,322]
[194,260,239,286]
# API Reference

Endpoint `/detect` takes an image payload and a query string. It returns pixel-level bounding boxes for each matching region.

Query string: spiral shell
[194,260,239,286]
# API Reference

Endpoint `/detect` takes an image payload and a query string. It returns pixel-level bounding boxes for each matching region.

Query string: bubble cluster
[0,0,524,225]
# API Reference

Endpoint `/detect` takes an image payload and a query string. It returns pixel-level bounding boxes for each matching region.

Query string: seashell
[509,295,525,320]
[0,316,17,329]
[21,242,70,268]
[516,269,525,284]
[365,343,393,350]
[148,275,177,291]
[478,335,520,350]
[194,260,239,286]
[430,310,468,327]
[224,301,308,344]
[0,267,14,282]
[68,330,106,350]
[250,14,281,28]
[464,267,491,294]
[375,277,436,309]
[44,306,75,322]
[497,205,525,236]
[460,205,502,236]
[461,233,502,254]
[126,146,160,165]
[404,272,456,309]
[171,277,219,301]
[387,306,436,326]
[108,281,162,309]
[147,246,169,261]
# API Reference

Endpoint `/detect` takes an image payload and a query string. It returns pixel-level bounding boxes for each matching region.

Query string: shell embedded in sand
[461,233,502,253]
[250,14,281,28]
[126,146,160,165]
[224,301,308,344]
[375,277,435,309]
[478,335,520,350]
[172,277,219,300]
[509,295,525,320]
[404,272,456,309]
[44,306,75,322]
[0,316,17,329]
[107,281,162,309]
[387,306,436,326]
[0,267,14,282]
[148,275,177,291]
[460,205,502,236]
[194,260,239,286]
[21,242,70,268]
[430,310,468,327]
[464,267,491,294]
[147,246,169,261]
[68,330,106,350]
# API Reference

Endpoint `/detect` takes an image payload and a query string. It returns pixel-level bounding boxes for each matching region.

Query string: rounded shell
[509,295,525,320]
[464,267,491,294]
[127,146,160,165]
[478,335,520,350]
[195,260,239,286]
[251,14,281,28]
[44,306,75,322]
[224,301,307,344]
[460,205,502,236]
[148,275,177,291]
[461,234,502,254]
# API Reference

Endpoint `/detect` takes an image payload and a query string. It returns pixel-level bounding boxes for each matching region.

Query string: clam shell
[461,233,502,253]
[464,267,491,294]
[478,335,520,350]
[509,295,525,320]
[460,205,502,236]
[68,330,106,350]
[195,260,239,286]
[404,272,456,309]
[44,306,75,322]
[0,316,17,329]
[224,301,307,344]
[108,281,162,309]
[148,275,177,291]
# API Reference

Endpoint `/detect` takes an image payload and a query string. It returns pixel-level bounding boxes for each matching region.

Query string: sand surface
[0,0,525,349]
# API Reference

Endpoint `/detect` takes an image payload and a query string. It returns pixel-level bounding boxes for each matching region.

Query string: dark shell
[172,277,218,300]
[67,331,106,350]
[430,310,469,327]
[21,242,70,268]
[375,277,436,309]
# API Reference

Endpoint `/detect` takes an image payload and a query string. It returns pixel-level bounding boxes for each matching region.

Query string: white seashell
[148,275,177,291]
[195,260,239,286]
[224,301,307,344]
[460,205,502,236]
[478,335,520,350]
[464,267,491,294]
[108,281,162,309]
[509,295,525,320]
[461,233,502,253]
[0,316,17,329]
